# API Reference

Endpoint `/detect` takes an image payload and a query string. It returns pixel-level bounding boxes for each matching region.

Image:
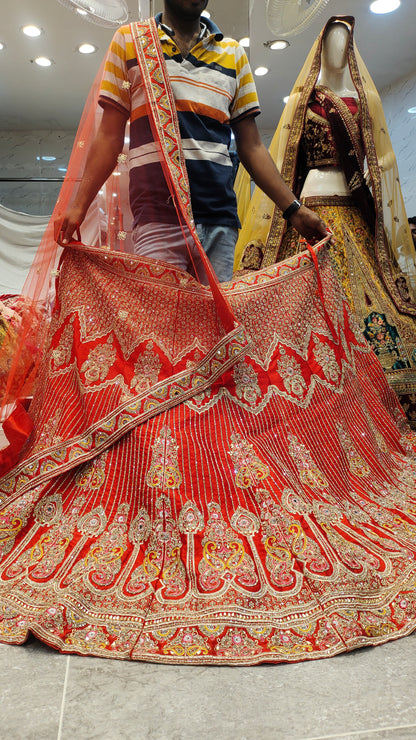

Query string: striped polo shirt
[98,15,260,229]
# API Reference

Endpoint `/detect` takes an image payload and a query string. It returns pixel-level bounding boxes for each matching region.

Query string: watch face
[283,199,301,219]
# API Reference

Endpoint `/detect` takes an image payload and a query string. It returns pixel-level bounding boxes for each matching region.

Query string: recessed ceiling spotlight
[0,42,4,51]
[201,10,210,18]
[22,25,42,37]
[34,56,52,67]
[239,37,250,48]
[264,39,290,50]
[255,66,269,77]
[370,0,400,13]
[78,43,97,54]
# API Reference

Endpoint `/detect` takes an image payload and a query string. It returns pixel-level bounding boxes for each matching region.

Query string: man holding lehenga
[58,0,328,281]
[0,10,416,665]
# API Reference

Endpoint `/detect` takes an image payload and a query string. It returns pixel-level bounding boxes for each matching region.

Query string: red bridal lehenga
[0,20,416,665]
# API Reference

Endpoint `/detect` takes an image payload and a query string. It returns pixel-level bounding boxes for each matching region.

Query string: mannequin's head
[321,21,351,73]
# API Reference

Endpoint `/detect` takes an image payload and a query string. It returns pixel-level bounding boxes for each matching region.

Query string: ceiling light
[42,156,56,161]
[408,106,416,114]
[58,167,67,172]
[78,43,97,54]
[201,10,210,18]
[254,66,269,77]
[239,37,250,48]
[264,39,289,50]
[283,95,290,104]
[22,25,42,37]
[0,42,4,51]
[370,0,400,13]
[34,56,52,67]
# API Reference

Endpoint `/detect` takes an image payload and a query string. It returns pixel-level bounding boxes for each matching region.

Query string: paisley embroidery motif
[146,427,182,489]
[287,434,329,489]
[198,503,258,591]
[277,350,307,397]
[233,361,261,406]
[313,338,340,382]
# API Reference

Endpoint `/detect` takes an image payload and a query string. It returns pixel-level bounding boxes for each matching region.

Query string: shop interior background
[0,0,415,276]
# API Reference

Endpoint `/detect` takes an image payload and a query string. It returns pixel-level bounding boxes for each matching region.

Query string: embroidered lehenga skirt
[278,196,416,427]
[1,243,416,664]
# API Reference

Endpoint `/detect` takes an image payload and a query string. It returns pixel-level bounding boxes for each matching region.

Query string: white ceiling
[1,0,416,132]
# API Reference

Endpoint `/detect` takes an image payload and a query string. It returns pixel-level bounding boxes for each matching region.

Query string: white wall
[0,130,75,215]
[381,69,416,218]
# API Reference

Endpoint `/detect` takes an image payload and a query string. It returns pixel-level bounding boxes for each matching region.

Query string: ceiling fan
[266,0,331,37]
[57,0,130,27]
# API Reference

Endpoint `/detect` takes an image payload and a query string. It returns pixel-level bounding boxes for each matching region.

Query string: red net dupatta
[0,19,244,473]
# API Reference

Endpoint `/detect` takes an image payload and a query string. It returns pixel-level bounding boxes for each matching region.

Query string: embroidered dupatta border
[130,20,237,333]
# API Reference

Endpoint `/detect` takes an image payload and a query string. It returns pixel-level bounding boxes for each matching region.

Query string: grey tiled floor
[1,632,416,740]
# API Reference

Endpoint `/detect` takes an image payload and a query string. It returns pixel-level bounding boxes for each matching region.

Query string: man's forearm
[58,104,128,244]
[233,116,329,245]
[238,141,296,213]
[72,132,122,216]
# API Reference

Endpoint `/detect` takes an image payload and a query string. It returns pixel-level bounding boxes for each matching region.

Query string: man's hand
[289,205,333,245]
[54,205,85,245]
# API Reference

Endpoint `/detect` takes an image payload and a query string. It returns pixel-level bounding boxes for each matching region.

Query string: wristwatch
[282,199,302,220]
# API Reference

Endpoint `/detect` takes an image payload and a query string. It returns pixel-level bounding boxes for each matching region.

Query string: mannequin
[301,22,355,199]
[235,16,416,425]
[301,21,395,198]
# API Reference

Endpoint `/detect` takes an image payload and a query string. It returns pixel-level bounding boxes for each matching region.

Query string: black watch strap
[282,199,302,220]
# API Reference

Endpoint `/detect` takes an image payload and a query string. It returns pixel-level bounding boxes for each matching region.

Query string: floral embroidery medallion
[81,337,116,384]
[233,361,261,406]
[277,350,307,397]
[131,342,162,391]
[228,434,269,489]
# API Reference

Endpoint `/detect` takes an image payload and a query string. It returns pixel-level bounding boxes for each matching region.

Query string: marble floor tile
[55,632,416,740]
[0,636,68,740]
[304,727,416,740]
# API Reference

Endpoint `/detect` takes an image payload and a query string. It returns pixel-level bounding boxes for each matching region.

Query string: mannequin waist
[300,167,351,198]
